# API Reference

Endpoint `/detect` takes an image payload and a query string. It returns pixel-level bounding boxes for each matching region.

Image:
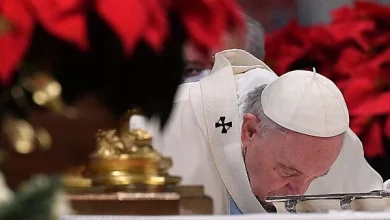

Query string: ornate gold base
[66,185,213,215]
[68,191,180,215]
[89,172,181,187]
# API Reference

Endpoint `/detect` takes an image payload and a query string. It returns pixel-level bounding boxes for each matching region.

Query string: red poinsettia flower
[27,0,88,51]
[340,78,377,110]
[385,117,390,138]
[176,0,245,53]
[265,21,310,74]
[331,6,358,23]
[0,0,34,85]
[327,20,375,52]
[351,92,390,117]
[266,1,390,158]
[0,0,244,86]
[350,115,372,137]
[334,47,368,77]
[355,0,390,24]
[350,92,390,157]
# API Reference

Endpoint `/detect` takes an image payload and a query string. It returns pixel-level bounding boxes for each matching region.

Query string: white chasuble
[197,50,270,214]
[133,49,384,215]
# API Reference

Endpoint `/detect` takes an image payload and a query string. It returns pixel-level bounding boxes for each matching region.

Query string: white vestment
[135,50,384,214]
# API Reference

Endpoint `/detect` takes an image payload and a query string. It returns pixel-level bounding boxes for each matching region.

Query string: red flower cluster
[265,1,390,158]
[0,0,244,85]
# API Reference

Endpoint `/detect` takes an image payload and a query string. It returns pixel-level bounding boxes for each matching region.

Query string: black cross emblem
[215,116,232,134]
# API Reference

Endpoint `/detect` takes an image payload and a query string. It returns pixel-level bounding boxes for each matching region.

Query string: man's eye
[183,60,205,77]
[281,169,300,177]
[285,171,299,177]
[184,68,202,76]
[276,163,301,178]
[283,171,299,177]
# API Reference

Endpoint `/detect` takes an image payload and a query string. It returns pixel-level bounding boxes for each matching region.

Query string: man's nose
[287,181,310,195]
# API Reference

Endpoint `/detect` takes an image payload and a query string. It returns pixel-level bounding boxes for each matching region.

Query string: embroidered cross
[215,116,232,134]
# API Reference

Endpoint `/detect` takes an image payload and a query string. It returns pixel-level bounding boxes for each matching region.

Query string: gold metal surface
[20,73,65,113]
[69,191,181,215]
[2,115,36,154]
[1,73,73,154]
[68,192,180,201]
[63,166,92,188]
[1,114,53,153]
[66,186,213,215]
[65,109,181,188]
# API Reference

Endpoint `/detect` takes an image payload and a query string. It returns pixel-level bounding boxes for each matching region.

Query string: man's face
[183,42,211,78]
[182,29,245,79]
[241,114,344,202]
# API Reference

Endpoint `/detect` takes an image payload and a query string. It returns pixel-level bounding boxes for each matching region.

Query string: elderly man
[132,49,384,214]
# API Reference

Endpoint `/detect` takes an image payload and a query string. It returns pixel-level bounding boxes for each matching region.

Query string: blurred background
[1,0,390,191]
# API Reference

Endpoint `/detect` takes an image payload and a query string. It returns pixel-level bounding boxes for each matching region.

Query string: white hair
[244,14,265,60]
[243,85,286,138]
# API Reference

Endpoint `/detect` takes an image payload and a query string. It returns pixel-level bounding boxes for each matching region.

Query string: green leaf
[0,175,62,220]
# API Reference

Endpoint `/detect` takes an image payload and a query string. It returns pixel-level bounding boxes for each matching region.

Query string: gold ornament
[2,73,80,154]
[2,114,53,154]
[20,73,66,114]
[80,109,181,190]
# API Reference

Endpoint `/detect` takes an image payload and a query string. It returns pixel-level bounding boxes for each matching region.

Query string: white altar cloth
[61,212,390,220]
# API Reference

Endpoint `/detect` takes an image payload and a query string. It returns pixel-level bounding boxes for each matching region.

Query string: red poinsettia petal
[350,116,372,136]
[351,92,390,116]
[28,0,88,51]
[359,49,390,87]
[265,21,308,51]
[265,21,314,74]
[0,0,34,86]
[336,80,348,91]
[95,0,148,56]
[305,26,338,69]
[177,1,219,51]
[355,1,390,24]
[340,48,390,81]
[384,116,390,138]
[341,78,376,110]
[331,5,359,23]
[143,0,168,53]
[334,47,367,76]
[363,121,385,158]
[371,32,390,47]
[327,20,375,51]
[176,0,244,54]
[269,45,306,75]
[370,47,390,69]
[350,66,381,83]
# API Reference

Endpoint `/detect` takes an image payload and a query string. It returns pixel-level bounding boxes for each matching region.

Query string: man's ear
[241,113,260,149]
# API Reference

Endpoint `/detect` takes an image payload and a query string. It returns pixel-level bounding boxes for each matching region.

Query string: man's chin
[256,196,272,205]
